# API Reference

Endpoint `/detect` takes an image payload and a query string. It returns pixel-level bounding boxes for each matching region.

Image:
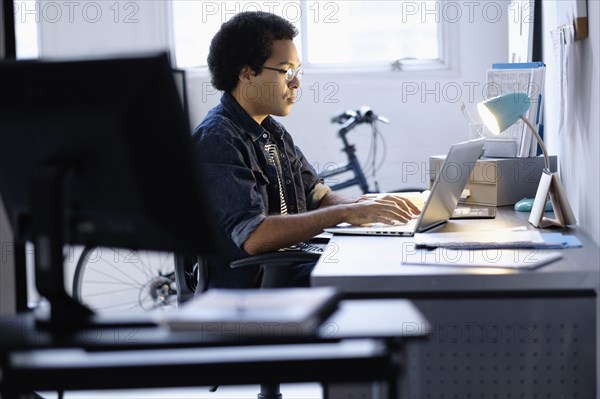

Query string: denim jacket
[192,93,330,288]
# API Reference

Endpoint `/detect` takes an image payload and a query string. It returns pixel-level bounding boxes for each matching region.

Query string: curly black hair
[207,11,298,92]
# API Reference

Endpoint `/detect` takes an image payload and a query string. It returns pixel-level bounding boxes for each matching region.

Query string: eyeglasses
[262,66,304,82]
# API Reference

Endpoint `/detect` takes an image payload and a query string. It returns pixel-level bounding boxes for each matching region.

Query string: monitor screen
[0,53,217,255]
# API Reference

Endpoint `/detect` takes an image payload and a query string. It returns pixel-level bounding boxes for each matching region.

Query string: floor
[38,383,322,399]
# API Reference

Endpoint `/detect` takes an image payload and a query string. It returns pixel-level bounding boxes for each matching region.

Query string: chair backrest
[174,249,322,303]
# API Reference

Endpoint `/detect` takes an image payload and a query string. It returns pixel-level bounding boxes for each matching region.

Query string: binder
[486,62,546,157]
[491,62,546,69]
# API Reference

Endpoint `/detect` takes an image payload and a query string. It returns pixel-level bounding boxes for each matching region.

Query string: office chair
[174,251,321,300]
[173,243,324,399]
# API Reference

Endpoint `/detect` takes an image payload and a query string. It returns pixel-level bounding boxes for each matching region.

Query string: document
[413,230,547,249]
[413,230,581,250]
[402,248,563,270]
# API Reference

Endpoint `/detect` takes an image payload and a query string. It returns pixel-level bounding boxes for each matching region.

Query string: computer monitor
[1,0,16,59]
[0,53,218,325]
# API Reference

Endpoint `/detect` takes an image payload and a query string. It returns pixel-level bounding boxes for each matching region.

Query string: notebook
[324,138,486,237]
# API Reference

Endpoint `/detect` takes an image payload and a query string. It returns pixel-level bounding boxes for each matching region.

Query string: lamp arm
[520,115,550,171]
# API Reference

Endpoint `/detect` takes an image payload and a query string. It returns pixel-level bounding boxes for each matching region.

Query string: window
[13,0,39,59]
[171,0,442,71]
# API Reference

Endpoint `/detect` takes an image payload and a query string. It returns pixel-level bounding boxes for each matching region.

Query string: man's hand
[243,194,421,255]
[346,195,421,226]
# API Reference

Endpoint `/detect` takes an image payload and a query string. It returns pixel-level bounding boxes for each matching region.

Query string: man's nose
[288,75,300,90]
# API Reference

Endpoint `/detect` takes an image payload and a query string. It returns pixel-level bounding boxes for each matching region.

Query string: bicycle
[318,105,391,194]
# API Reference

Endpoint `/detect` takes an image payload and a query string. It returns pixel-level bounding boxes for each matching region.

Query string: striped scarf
[264,142,288,215]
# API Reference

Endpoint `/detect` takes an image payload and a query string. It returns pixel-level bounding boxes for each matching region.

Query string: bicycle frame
[319,107,389,194]
[319,126,370,193]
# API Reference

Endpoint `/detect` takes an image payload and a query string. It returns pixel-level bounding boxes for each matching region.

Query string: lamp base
[529,170,577,228]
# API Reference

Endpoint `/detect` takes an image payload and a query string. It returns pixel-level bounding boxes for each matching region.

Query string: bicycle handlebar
[338,115,361,135]
[331,109,358,124]
[331,106,389,134]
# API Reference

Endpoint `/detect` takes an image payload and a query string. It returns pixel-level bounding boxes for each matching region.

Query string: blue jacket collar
[221,92,284,142]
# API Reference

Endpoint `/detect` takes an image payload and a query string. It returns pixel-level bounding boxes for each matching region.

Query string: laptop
[324,138,486,237]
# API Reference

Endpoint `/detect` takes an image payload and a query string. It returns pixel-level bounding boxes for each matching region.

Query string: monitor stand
[31,165,93,329]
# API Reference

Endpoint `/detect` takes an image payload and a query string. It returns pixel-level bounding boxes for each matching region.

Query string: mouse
[514,198,553,212]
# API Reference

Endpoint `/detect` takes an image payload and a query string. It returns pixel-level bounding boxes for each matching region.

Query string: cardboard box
[429,155,558,206]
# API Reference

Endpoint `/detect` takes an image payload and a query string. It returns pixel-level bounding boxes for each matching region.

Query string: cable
[361,120,388,189]
[327,106,390,193]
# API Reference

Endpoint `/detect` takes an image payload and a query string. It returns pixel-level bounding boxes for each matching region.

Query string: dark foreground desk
[313,208,599,399]
[0,299,428,399]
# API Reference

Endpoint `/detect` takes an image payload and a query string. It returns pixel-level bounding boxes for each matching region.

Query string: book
[158,287,340,337]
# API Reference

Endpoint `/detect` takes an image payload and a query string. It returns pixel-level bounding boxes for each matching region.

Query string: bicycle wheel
[72,246,178,314]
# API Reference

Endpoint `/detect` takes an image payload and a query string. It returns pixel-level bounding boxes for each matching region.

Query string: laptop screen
[323,138,485,236]
[416,138,485,232]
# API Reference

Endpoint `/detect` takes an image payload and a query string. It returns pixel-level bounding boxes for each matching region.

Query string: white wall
[542,2,600,397]
[543,0,600,398]
[35,0,171,58]
[542,0,599,245]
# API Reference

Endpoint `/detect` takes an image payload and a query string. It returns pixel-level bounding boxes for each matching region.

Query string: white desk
[312,208,600,399]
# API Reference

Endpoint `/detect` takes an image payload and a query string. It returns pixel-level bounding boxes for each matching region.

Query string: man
[194,11,418,288]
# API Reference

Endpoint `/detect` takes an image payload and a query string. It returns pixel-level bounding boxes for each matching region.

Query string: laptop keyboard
[284,242,326,254]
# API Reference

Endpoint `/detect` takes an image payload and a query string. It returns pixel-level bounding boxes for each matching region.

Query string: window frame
[167,0,459,78]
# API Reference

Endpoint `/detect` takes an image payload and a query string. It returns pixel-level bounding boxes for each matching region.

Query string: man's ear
[239,66,254,81]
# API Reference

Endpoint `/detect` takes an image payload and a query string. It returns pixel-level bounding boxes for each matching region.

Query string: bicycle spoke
[127,251,156,279]
[81,287,145,298]
[74,247,177,314]
[106,248,155,280]
[131,251,172,280]
[84,258,146,287]
[81,267,145,289]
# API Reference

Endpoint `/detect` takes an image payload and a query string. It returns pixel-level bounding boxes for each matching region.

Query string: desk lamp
[477,92,576,228]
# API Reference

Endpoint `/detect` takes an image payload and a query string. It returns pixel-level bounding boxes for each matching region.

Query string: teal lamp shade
[477,92,531,134]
